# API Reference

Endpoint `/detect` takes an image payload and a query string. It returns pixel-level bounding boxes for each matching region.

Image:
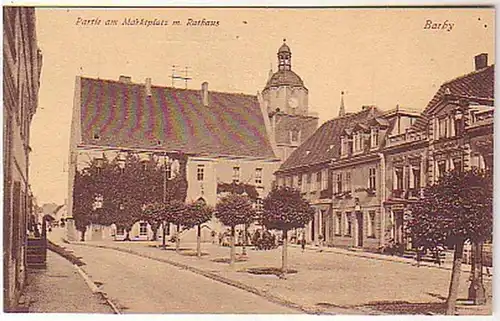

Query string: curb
[47,240,121,314]
[289,244,491,277]
[68,240,376,315]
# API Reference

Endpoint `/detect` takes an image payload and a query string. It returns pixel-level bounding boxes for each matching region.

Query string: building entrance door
[356,211,363,247]
[394,210,404,244]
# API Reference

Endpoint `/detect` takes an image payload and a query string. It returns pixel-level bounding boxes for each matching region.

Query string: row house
[67,76,281,242]
[275,53,494,252]
[3,7,43,311]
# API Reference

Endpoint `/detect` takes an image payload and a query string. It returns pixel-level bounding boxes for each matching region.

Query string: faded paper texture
[4,6,494,316]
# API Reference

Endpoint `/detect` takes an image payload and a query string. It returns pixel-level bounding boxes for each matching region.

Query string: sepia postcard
[3,4,495,319]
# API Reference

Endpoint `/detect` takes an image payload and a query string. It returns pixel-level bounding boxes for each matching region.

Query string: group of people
[211,228,310,252]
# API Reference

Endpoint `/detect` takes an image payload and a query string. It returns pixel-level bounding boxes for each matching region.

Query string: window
[353,132,364,153]
[197,165,205,181]
[298,175,303,189]
[335,173,343,193]
[255,168,263,185]
[306,173,312,191]
[394,167,403,190]
[316,171,322,191]
[286,176,292,187]
[412,166,421,189]
[93,132,101,140]
[368,168,376,190]
[139,222,148,236]
[340,136,347,156]
[438,161,446,178]
[335,212,342,236]
[232,166,240,183]
[166,162,172,180]
[255,198,263,212]
[371,128,379,148]
[439,117,448,138]
[471,154,480,169]
[345,212,352,236]
[321,169,328,191]
[453,159,463,173]
[293,175,298,188]
[301,174,307,192]
[116,226,125,235]
[343,172,351,193]
[367,211,376,238]
[290,130,300,144]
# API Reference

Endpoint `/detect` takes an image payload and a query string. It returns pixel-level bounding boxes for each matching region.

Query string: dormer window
[340,136,351,157]
[290,129,301,145]
[353,132,364,153]
[370,128,379,149]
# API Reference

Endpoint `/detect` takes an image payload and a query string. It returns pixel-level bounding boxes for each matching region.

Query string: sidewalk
[20,249,114,313]
[54,231,492,315]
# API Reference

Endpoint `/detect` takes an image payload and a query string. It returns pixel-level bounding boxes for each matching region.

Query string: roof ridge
[441,64,494,87]
[80,76,258,98]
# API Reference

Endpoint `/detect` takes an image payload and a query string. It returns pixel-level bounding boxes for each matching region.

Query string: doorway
[393,210,404,244]
[356,211,363,247]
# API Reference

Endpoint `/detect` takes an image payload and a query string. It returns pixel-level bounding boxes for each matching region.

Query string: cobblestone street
[47,228,492,315]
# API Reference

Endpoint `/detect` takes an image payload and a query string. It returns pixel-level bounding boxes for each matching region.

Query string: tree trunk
[151,224,158,241]
[124,230,131,241]
[282,229,288,272]
[196,224,202,258]
[468,241,486,305]
[446,241,465,315]
[230,226,235,266]
[176,224,181,253]
[161,221,167,250]
[242,223,247,256]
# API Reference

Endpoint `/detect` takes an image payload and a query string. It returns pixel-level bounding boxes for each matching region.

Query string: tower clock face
[288,97,299,109]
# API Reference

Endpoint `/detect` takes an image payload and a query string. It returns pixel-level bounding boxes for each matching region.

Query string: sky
[30,7,495,205]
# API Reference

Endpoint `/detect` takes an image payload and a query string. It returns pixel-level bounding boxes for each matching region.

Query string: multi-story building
[384,54,494,248]
[3,7,43,311]
[66,40,318,242]
[67,76,281,242]
[261,40,319,162]
[276,101,420,250]
[276,53,494,252]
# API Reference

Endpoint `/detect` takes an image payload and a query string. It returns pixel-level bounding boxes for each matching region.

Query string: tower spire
[339,91,346,117]
[268,63,273,81]
[277,38,291,71]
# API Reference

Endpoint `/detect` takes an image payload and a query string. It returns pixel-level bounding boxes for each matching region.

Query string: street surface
[61,242,297,313]
[24,250,113,313]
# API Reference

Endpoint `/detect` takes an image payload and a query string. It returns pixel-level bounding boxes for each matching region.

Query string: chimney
[119,75,132,83]
[474,53,488,71]
[201,81,209,106]
[145,78,152,96]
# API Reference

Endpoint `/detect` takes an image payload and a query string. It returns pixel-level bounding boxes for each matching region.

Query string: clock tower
[261,39,318,162]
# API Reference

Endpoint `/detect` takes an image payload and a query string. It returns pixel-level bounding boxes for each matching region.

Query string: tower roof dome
[278,40,291,53]
[264,70,305,90]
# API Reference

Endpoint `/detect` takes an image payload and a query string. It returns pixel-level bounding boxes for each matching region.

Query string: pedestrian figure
[434,248,441,266]
[301,236,306,252]
[415,246,424,267]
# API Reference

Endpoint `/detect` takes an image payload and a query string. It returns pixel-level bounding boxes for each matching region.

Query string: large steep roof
[278,107,381,173]
[77,77,277,159]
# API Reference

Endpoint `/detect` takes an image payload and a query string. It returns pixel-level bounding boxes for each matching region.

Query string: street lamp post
[162,152,168,250]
